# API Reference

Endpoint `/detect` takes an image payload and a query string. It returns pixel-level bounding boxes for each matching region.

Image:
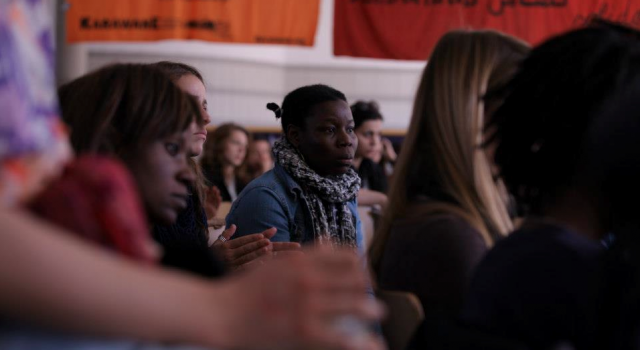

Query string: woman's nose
[338,131,353,147]
[202,110,211,125]
[177,160,196,184]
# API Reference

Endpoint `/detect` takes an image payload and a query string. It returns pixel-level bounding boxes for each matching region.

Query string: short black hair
[351,100,383,130]
[267,84,347,134]
[488,23,640,215]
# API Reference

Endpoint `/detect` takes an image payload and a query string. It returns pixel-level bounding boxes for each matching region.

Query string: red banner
[66,0,320,46]
[334,0,640,60]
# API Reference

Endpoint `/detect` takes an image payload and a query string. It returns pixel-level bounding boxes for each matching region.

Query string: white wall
[57,0,425,131]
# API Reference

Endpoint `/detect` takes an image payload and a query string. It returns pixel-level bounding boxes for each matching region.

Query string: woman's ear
[286,125,302,148]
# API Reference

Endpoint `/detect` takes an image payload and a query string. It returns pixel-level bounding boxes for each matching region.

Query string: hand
[207,217,225,230]
[270,241,303,260]
[204,186,222,219]
[215,248,386,350]
[211,225,276,271]
[381,138,397,163]
[357,188,388,208]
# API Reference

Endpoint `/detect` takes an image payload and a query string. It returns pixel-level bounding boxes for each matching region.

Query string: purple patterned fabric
[0,0,70,206]
[0,0,62,159]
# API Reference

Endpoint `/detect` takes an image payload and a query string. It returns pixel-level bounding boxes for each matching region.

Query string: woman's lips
[171,194,189,210]
[338,158,353,166]
[193,131,207,140]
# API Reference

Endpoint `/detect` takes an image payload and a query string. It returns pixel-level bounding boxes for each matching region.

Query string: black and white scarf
[273,138,361,248]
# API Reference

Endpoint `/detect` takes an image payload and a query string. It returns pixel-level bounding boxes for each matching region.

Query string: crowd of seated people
[3,1,640,349]
[0,3,383,349]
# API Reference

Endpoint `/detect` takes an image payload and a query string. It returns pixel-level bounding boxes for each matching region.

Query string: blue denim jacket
[226,164,381,335]
[225,163,365,254]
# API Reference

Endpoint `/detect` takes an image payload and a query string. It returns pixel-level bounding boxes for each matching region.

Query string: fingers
[207,217,225,229]
[231,245,272,267]
[272,242,301,252]
[219,224,237,241]
[311,297,384,321]
[272,250,305,259]
[211,187,222,207]
[232,239,271,260]
[226,232,265,249]
[292,280,385,350]
[204,186,223,217]
[295,318,384,350]
[308,248,361,270]
[206,185,221,198]
[260,227,278,239]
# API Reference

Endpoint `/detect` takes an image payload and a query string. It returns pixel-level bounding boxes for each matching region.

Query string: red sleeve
[29,155,157,264]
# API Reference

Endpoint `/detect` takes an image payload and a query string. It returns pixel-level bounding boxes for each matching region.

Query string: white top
[226,177,238,202]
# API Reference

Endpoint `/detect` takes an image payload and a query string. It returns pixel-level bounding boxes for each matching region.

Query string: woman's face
[125,130,195,226]
[293,100,358,177]
[174,74,210,157]
[248,140,272,168]
[223,130,249,168]
[355,119,383,160]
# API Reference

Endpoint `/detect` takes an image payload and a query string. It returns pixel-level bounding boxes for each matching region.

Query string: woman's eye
[165,142,180,156]
[347,127,355,134]
[324,127,336,134]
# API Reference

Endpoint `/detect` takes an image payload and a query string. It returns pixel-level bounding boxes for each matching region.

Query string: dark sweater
[459,222,606,350]
[152,189,225,278]
[378,211,487,324]
[357,158,388,193]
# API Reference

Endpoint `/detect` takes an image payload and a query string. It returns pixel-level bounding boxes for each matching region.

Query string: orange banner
[334,0,640,60]
[66,0,320,46]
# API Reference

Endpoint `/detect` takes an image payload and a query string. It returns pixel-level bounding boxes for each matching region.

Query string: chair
[376,289,425,350]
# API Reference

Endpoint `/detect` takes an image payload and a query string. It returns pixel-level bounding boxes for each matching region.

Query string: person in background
[351,100,388,207]
[460,22,640,350]
[242,138,274,183]
[0,4,384,348]
[369,133,397,179]
[369,30,529,344]
[201,123,250,202]
[152,61,279,275]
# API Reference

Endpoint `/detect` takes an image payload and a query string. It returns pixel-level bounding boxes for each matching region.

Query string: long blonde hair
[370,30,530,273]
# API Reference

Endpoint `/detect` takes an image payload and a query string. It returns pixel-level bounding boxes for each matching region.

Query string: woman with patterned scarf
[225,84,364,252]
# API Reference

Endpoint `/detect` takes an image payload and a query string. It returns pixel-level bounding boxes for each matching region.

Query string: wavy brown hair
[370,30,530,274]
[59,63,202,156]
[200,123,251,183]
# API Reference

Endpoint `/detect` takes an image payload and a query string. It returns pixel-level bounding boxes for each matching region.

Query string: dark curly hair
[487,24,640,215]
[350,100,383,130]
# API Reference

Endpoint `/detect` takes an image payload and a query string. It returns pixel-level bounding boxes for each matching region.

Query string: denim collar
[273,162,303,201]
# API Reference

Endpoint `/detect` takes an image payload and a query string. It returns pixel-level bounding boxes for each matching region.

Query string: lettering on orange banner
[335,0,640,60]
[66,0,319,46]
